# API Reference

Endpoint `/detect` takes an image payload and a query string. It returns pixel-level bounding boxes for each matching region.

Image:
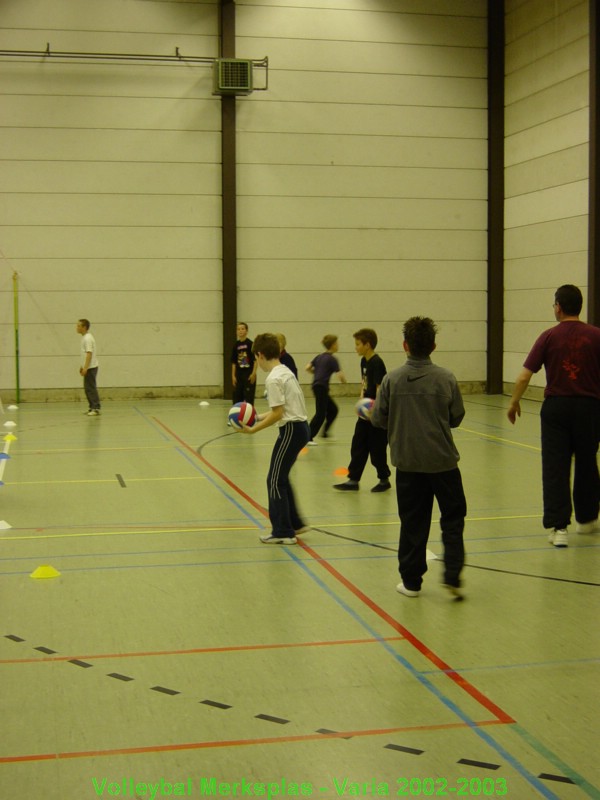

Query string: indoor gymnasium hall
[1,0,599,797]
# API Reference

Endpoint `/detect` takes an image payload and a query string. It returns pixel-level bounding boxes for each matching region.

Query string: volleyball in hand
[228,401,257,429]
[355,397,375,420]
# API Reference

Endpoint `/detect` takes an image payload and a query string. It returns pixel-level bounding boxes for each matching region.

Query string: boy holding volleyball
[333,328,391,492]
[237,333,310,545]
[370,317,466,599]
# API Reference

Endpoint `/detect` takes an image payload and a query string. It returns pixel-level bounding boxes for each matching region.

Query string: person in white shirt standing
[76,318,101,416]
[237,332,310,544]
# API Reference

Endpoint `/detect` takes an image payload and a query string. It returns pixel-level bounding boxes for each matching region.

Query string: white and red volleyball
[355,397,375,420]
[228,401,257,429]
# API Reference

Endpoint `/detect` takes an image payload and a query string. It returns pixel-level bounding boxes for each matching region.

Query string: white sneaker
[396,582,420,597]
[307,441,318,446]
[259,534,297,545]
[576,519,599,534]
[548,528,568,547]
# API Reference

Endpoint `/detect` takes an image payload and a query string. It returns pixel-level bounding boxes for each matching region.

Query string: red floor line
[154,419,516,726]
[152,417,270,520]
[0,636,404,665]
[0,719,505,764]
[298,541,514,725]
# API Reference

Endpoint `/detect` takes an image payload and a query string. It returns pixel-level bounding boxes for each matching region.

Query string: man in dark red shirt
[507,285,600,547]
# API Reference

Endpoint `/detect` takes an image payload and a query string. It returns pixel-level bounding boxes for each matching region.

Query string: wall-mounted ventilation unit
[213,58,253,95]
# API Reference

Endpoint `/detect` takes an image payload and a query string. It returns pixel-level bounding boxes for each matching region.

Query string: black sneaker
[333,481,359,491]
[371,481,391,493]
[443,584,464,601]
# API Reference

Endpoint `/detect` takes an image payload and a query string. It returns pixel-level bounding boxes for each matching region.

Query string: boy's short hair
[322,334,338,350]
[403,317,437,358]
[555,284,583,316]
[252,333,281,360]
[79,318,90,330]
[353,328,377,349]
[237,321,248,331]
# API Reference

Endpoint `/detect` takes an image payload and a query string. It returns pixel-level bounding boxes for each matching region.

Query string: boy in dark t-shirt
[231,322,257,405]
[334,328,391,492]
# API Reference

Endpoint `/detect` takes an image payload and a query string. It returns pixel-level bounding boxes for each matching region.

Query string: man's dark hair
[403,316,437,358]
[79,318,90,330]
[555,284,583,316]
[252,333,280,360]
[353,328,378,349]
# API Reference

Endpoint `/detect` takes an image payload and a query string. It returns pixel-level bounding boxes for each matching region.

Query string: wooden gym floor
[0,395,598,799]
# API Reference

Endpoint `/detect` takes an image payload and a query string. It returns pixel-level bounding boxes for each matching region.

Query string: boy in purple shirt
[306,334,346,443]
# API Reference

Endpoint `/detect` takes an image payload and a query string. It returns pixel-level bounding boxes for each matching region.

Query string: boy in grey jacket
[371,317,466,599]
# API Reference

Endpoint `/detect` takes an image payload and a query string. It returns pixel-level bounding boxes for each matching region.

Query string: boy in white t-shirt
[238,333,310,544]
[76,318,101,416]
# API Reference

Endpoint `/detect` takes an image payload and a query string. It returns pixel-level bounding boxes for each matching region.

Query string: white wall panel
[239,197,487,230]
[505,216,588,260]
[256,72,487,108]
[12,322,221,359]
[238,228,486,261]
[14,354,222,390]
[244,290,485,322]
[505,0,587,75]
[4,260,221,291]
[16,291,220,324]
[238,133,487,169]
[238,102,486,139]
[0,128,220,162]
[505,38,588,103]
[505,72,588,132]
[503,0,589,390]
[0,196,221,227]
[236,1,488,386]
[237,6,485,47]
[238,164,486,199]
[504,143,587,196]
[505,180,588,228]
[237,260,486,291]
[504,251,587,290]
[0,0,216,32]
[0,162,220,195]
[505,107,588,164]
[0,96,219,131]
[236,0,484,15]
[0,227,221,259]
[0,0,221,395]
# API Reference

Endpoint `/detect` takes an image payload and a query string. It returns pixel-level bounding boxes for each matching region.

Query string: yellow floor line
[5,476,205,486]
[459,426,541,452]
[324,513,542,529]
[1,525,256,541]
